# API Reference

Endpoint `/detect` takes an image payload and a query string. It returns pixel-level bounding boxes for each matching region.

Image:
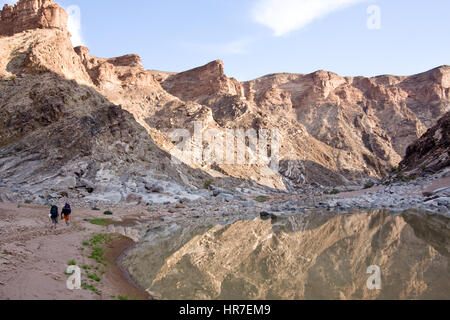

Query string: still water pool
[123,210,450,300]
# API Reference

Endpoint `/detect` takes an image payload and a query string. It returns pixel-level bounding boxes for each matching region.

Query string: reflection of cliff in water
[123,211,450,300]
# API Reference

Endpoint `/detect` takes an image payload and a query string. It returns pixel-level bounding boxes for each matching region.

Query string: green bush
[364,181,375,189]
[89,218,112,226]
[81,283,101,296]
[254,196,270,203]
[67,259,76,266]
[89,247,105,264]
[203,179,214,189]
[88,234,111,246]
[88,273,101,282]
[103,211,113,216]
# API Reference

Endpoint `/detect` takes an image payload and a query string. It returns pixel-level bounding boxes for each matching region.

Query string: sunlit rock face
[0,0,68,36]
[0,0,449,196]
[123,211,450,300]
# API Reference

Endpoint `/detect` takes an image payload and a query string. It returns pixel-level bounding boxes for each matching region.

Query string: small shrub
[81,265,91,270]
[203,179,214,189]
[24,200,32,204]
[9,74,16,81]
[92,207,100,211]
[103,211,113,216]
[329,189,340,195]
[81,283,101,296]
[396,173,405,182]
[364,181,375,189]
[87,273,101,282]
[89,234,111,246]
[67,259,76,266]
[420,165,427,172]
[254,196,270,203]
[118,296,129,301]
[89,218,112,226]
[89,247,105,264]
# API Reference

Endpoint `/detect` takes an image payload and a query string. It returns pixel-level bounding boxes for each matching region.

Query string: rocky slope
[157,61,449,187]
[0,0,449,204]
[0,1,216,204]
[399,112,450,175]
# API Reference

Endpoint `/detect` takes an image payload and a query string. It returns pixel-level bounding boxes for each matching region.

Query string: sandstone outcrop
[0,0,68,37]
[162,60,244,104]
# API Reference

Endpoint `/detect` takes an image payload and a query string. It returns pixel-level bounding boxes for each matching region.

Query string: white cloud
[66,5,85,47]
[252,0,367,36]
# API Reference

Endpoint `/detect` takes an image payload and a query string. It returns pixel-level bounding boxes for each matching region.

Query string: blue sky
[2,0,450,80]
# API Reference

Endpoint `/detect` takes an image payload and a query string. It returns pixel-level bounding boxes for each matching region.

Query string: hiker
[49,205,59,230]
[61,203,72,226]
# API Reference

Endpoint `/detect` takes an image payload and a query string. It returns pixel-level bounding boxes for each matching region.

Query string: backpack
[50,206,58,218]
[62,206,71,215]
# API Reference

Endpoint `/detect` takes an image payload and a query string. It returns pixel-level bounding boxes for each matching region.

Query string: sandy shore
[0,202,150,300]
[0,173,448,300]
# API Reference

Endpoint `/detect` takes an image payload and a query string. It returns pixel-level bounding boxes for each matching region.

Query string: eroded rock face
[162,60,244,104]
[74,46,158,90]
[0,0,448,195]
[0,0,68,36]
[400,112,450,174]
[159,61,449,185]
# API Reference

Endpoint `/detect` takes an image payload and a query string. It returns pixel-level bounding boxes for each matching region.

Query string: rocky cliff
[0,0,214,204]
[0,0,448,203]
[0,0,68,36]
[158,60,449,186]
[400,112,450,175]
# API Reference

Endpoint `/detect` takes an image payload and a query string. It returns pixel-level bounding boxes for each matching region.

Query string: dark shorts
[51,217,58,224]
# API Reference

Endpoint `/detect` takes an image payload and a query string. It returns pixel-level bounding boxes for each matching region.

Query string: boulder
[126,193,142,205]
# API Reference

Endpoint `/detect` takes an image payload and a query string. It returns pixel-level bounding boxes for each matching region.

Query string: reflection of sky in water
[124,210,450,300]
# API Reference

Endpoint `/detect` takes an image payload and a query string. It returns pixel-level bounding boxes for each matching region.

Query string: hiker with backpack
[49,205,59,230]
[61,203,72,226]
